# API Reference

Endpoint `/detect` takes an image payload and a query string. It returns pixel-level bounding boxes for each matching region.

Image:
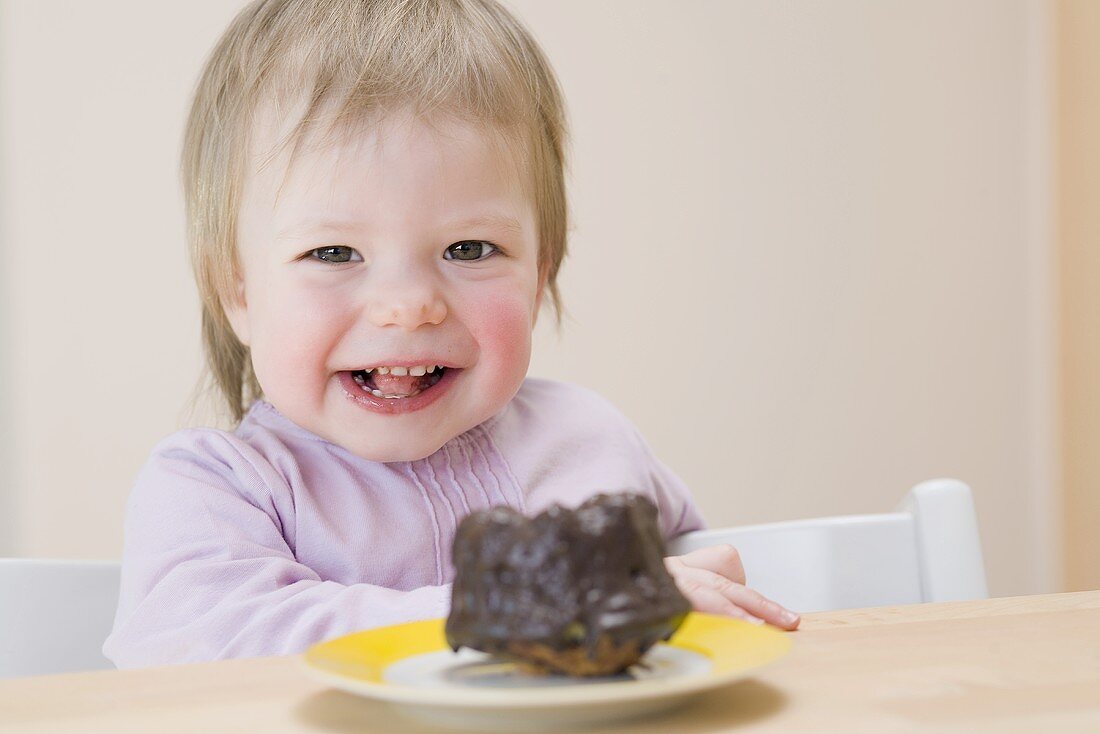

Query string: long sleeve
[628,426,707,540]
[103,430,450,668]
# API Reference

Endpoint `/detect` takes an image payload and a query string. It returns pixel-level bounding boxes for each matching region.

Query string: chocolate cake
[445,493,691,676]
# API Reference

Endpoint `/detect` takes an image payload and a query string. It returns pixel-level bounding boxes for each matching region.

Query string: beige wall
[0,0,1057,598]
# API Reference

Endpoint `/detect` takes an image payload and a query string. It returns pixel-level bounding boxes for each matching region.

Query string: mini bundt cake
[445,493,690,676]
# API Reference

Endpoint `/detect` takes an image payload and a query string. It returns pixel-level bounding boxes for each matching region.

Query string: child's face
[228,110,543,462]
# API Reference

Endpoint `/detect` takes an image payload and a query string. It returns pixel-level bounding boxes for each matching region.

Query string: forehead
[243,103,532,223]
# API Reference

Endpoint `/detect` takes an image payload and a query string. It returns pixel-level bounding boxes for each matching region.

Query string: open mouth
[349,364,447,399]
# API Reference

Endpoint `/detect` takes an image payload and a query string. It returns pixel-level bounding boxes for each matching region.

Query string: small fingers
[670,573,766,625]
[721,581,801,631]
[692,588,768,625]
[667,564,801,631]
[670,544,746,585]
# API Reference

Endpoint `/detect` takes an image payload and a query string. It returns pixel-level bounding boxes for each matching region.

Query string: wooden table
[3,591,1098,733]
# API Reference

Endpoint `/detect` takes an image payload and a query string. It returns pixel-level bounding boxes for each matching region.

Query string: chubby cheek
[248,284,350,403]
[465,286,537,390]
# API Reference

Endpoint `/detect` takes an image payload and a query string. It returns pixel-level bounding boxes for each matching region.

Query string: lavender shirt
[103,378,704,668]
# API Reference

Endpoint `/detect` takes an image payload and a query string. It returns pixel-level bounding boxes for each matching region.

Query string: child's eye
[444,240,499,262]
[309,246,362,264]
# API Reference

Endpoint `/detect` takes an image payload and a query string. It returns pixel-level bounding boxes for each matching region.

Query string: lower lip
[337,368,460,415]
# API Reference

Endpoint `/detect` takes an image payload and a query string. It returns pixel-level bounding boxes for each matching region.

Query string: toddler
[104,0,798,668]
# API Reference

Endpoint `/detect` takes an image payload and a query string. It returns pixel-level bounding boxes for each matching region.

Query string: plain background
[0,0,1058,598]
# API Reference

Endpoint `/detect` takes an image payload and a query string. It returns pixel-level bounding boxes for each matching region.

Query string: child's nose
[365,273,448,330]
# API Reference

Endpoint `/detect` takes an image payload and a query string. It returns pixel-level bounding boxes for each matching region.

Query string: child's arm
[103,431,451,668]
[664,545,801,630]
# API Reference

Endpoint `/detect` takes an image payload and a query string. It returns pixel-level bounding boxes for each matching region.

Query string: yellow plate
[303,613,791,727]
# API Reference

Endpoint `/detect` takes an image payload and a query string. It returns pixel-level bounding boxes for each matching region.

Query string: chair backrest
[667,478,988,613]
[0,559,121,678]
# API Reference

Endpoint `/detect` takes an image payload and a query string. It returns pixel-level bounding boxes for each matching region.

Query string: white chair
[0,559,121,678]
[668,478,988,613]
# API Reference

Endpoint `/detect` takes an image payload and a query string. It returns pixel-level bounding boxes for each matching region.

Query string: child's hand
[664,545,801,630]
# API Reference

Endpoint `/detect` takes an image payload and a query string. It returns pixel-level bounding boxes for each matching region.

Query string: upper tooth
[369,364,439,376]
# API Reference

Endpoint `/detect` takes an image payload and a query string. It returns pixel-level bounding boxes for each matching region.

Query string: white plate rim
[300,646,780,709]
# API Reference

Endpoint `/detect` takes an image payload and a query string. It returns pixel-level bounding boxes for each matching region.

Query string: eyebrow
[447,214,524,235]
[275,213,524,241]
[275,220,358,242]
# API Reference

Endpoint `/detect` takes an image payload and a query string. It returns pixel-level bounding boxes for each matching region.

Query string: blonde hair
[182,0,569,425]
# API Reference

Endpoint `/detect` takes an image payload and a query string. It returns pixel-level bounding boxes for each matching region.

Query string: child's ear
[223,277,251,347]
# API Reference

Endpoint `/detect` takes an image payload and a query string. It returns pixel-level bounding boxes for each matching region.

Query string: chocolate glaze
[445,493,691,676]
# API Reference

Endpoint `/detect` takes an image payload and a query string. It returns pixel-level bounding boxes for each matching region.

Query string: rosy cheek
[251,286,350,385]
[468,289,536,372]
